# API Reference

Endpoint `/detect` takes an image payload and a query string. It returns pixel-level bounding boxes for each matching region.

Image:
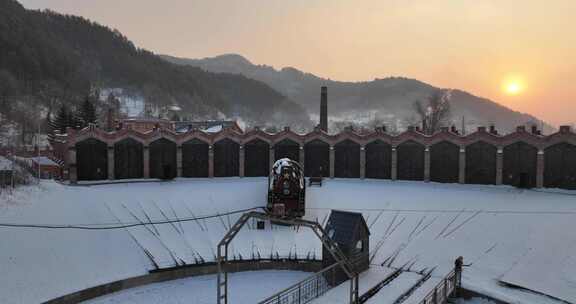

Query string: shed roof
[325,210,370,245]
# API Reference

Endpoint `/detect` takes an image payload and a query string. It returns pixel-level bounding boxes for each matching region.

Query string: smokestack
[320,86,328,132]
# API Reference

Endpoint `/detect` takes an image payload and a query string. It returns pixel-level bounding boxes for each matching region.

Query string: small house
[0,156,13,187]
[322,210,370,286]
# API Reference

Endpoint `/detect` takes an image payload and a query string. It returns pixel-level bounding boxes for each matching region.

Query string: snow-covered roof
[174,120,239,133]
[0,156,13,171]
[30,157,59,166]
[272,158,301,175]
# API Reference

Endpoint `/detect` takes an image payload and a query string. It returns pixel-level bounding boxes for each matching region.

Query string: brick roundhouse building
[52,123,576,190]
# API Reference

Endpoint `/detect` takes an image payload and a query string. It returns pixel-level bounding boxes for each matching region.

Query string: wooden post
[269,147,275,172]
[537,150,545,188]
[496,148,503,185]
[68,146,77,184]
[143,145,150,178]
[208,145,214,178]
[329,146,335,179]
[360,146,366,179]
[459,147,466,184]
[107,145,114,180]
[391,147,398,181]
[239,145,245,177]
[176,145,183,178]
[299,145,305,172]
[424,146,431,182]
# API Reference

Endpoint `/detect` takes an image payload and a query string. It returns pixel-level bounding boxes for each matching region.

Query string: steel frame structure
[217,211,359,304]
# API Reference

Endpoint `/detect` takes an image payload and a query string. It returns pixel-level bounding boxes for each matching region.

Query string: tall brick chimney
[320,86,328,132]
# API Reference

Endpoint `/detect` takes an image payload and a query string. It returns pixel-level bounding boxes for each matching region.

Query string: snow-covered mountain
[163,54,552,133]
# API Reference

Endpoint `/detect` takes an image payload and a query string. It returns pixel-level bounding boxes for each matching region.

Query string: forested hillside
[0,0,311,146]
[164,54,553,133]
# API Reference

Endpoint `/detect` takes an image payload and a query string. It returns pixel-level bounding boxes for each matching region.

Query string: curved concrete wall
[44,259,322,304]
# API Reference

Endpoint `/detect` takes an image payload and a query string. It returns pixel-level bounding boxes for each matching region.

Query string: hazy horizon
[20,0,576,127]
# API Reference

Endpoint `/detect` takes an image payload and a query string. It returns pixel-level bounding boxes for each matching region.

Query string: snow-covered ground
[454,298,499,304]
[0,178,575,304]
[82,270,310,304]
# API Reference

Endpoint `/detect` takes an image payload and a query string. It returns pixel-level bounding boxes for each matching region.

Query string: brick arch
[149,138,177,179]
[213,138,240,177]
[304,139,330,177]
[274,138,300,162]
[544,142,576,189]
[182,138,209,178]
[334,139,360,178]
[365,140,392,179]
[503,141,538,188]
[114,138,143,179]
[76,138,108,181]
[397,140,425,181]
[430,141,460,183]
[465,141,497,185]
[244,138,270,177]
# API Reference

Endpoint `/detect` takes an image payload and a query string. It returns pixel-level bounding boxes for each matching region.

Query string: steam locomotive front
[267,158,305,217]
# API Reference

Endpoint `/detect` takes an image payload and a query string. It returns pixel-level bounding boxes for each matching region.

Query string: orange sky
[21,0,576,127]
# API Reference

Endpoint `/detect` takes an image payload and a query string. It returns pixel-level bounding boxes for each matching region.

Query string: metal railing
[417,270,457,304]
[259,262,342,304]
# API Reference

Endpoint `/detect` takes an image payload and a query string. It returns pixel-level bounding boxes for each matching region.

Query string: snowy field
[0,178,575,304]
[83,270,310,304]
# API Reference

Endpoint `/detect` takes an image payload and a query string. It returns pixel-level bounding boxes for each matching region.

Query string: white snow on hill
[0,179,575,304]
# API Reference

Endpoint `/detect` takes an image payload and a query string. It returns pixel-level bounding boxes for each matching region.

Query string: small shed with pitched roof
[322,210,370,285]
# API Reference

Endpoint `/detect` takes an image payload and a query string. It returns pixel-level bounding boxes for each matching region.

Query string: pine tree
[78,95,97,128]
[53,104,72,134]
[47,111,56,142]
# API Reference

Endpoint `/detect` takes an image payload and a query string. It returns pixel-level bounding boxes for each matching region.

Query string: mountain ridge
[163,53,552,133]
[0,0,312,146]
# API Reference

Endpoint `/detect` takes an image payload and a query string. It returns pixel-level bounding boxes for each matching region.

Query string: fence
[259,262,342,304]
[417,270,457,304]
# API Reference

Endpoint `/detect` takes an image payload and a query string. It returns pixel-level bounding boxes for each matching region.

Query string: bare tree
[413,89,452,135]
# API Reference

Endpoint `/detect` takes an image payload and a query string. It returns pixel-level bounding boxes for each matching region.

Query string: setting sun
[502,76,525,96]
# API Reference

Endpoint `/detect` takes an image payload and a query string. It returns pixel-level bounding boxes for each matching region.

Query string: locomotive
[267,158,306,218]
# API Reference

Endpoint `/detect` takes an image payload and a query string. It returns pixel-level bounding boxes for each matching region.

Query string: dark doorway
[397,140,425,181]
[465,141,497,185]
[544,143,576,190]
[182,139,209,178]
[245,139,270,177]
[503,142,537,188]
[76,138,108,181]
[149,138,177,180]
[214,138,240,177]
[430,141,460,183]
[304,139,330,177]
[365,140,392,179]
[114,138,143,179]
[274,139,300,162]
[334,140,360,178]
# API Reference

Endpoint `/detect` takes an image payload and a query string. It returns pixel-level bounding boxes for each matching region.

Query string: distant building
[0,156,14,186]
[14,156,62,180]
[174,120,242,133]
[120,118,174,133]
